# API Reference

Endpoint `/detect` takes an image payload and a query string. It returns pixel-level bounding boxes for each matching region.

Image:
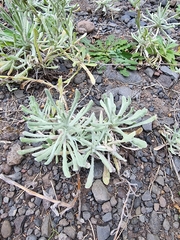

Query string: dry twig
[111,177,139,240]
[0,173,81,216]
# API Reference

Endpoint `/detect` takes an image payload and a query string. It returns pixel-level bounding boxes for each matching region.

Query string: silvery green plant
[131,1,180,68]
[94,0,120,16]
[142,2,180,41]
[160,124,180,156]
[0,0,95,84]
[18,89,156,188]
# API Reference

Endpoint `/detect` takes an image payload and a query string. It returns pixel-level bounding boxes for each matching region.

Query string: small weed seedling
[81,35,142,77]
[18,89,156,187]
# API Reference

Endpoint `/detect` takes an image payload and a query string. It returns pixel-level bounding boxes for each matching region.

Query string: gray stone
[26,208,35,215]
[155,176,164,186]
[41,214,51,237]
[159,196,166,208]
[103,66,141,84]
[139,215,145,223]
[82,211,91,220]
[160,65,179,81]
[59,218,69,227]
[94,74,102,84]
[97,225,110,240]
[14,89,25,99]
[38,238,47,240]
[142,190,152,201]
[92,180,110,203]
[173,221,179,228]
[102,201,112,213]
[121,14,131,23]
[159,117,174,126]
[3,196,9,203]
[173,156,180,172]
[135,206,141,215]
[142,116,153,132]
[102,212,112,222]
[147,233,160,240]
[7,143,23,166]
[163,219,170,231]
[144,201,154,207]
[149,211,161,234]
[77,231,84,240]
[125,11,136,18]
[26,235,37,240]
[73,72,86,84]
[8,172,22,181]
[1,220,12,238]
[66,212,74,221]
[110,196,117,207]
[105,86,132,98]
[76,20,95,34]
[127,18,136,28]
[144,67,154,78]
[160,0,168,7]
[8,205,17,216]
[18,206,26,215]
[151,184,161,196]
[146,207,153,213]
[58,233,70,240]
[14,215,26,234]
[134,197,141,208]
[157,74,173,88]
[63,226,76,239]
[94,161,104,179]
[0,193,2,206]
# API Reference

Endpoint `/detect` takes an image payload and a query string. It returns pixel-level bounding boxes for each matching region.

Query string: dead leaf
[154,144,166,151]
[174,203,180,213]
[103,166,110,185]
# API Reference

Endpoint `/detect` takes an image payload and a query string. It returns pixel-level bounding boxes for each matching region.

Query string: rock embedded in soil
[142,190,152,201]
[149,211,161,234]
[7,143,23,166]
[173,156,180,172]
[26,235,37,240]
[92,180,110,203]
[14,215,27,234]
[97,225,110,240]
[94,161,104,179]
[144,67,154,78]
[103,66,142,84]
[147,233,160,240]
[160,66,179,81]
[0,162,12,174]
[41,214,51,237]
[76,20,95,33]
[163,219,170,231]
[159,196,166,208]
[155,175,164,186]
[73,72,86,84]
[102,201,112,213]
[63,226,76,239]
[157,74,174,88]
[1,220,12,238]
[58,232,70,240]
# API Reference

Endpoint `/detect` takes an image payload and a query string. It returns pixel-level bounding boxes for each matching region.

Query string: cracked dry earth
[1,0,180,239]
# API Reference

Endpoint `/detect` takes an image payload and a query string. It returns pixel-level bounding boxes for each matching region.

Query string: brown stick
[0,173,70,208]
